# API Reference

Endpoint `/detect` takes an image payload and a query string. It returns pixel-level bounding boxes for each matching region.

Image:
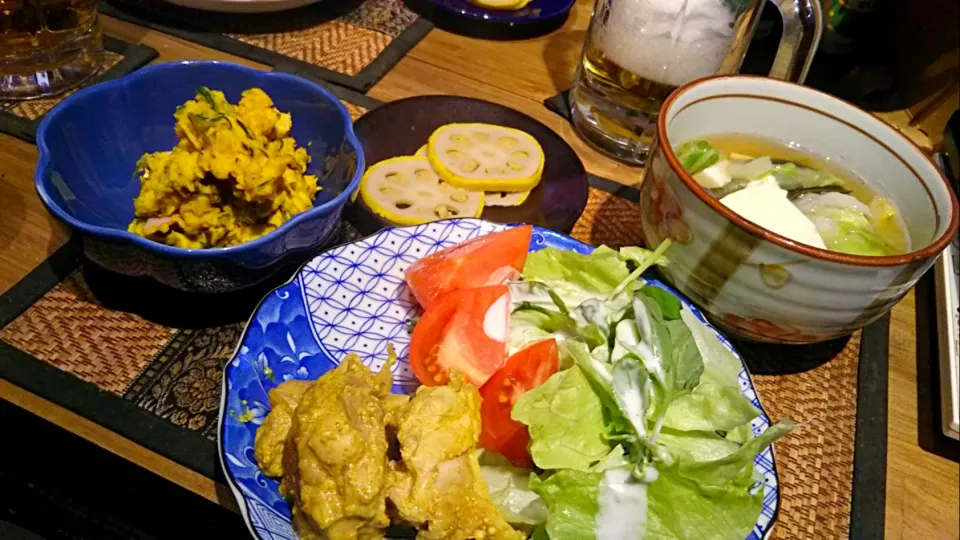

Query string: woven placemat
[748,336,860,539]
[0,36,158,143]
[0,89,887,539]
[0,186,642,444]
[99,0,432,92]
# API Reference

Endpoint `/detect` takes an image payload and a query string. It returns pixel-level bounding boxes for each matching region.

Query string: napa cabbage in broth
[675,135,909,256]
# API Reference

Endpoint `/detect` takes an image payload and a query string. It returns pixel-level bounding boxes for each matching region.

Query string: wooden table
[1,2,957,538]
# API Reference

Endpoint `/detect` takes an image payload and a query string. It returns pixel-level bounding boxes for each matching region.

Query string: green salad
[480,241,793,540]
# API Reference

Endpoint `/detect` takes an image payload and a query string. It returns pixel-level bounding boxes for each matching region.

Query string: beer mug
[1,0,103,100]
[571,0,822,164]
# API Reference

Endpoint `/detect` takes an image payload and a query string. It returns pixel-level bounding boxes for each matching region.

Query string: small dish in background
[404,0,573,40]
[161,0,322,13]
[349,95,588,235]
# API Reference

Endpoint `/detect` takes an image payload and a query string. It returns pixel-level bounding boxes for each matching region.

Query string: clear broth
[701,133,910,255]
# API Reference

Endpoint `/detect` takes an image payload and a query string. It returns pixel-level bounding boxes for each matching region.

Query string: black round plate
[349,95,589,235]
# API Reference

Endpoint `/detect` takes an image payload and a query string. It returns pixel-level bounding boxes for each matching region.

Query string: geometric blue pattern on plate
[219,218,780,539]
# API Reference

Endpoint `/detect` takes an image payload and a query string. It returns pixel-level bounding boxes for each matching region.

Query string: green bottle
[822,0,880,53]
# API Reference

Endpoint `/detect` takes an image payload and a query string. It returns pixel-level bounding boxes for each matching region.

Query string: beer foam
[598,0,737,87]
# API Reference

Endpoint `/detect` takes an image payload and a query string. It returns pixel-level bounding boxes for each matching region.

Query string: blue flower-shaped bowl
[218,218,781,539]
[35,61,363,293]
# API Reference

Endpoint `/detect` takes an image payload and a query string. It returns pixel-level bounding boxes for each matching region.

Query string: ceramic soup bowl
[639,76,959,344]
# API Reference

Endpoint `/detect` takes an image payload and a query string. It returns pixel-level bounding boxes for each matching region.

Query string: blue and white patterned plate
[218,218,780,540]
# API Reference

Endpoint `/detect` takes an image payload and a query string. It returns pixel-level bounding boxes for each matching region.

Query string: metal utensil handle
[769,0,823,83]
[942,110,960,197]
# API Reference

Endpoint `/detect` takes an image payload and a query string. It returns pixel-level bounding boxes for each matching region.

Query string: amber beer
[0,0,102,99]
[570,0,767,165]
[576,42,681,147]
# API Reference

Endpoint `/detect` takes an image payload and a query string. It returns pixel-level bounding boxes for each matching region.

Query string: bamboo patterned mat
[749,336,861,539]
[0,95,370,437]
[99,0,432,92]
[0,98,883,538]
[0,36,158,142]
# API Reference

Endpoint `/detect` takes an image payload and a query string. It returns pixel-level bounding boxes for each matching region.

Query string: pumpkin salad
[128,87,318,249]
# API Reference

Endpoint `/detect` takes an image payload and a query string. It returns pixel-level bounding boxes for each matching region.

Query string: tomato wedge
[405,225,532,310]
[479,338,560,467]
[409,285,511,387]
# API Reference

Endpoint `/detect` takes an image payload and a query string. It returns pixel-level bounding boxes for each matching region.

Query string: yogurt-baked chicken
[388,377,524,540]
[255,354,403,539]
[254,352,522,540]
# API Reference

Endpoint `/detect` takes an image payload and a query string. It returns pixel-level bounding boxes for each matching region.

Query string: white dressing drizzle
[596,467,653,540]
[483,291,511,343]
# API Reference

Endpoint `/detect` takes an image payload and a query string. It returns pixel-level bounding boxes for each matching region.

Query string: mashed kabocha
[128,87,319,249]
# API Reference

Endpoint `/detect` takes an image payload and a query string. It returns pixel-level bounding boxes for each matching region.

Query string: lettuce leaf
[510,281,573,314]
[611,356,652,439]
[663,319,705,398]
[530,470,602,540]
[530,526,550,540]
[523,246,629,305]
[680,307,741,387]
[572,298,612,340]
[612,318,641,363]
[678,419,793,491]
[662,383,760,432]
[585,291,707,470]
[478,451,548,527]
[590,445,632,472]
[644,466,762,540]
[508,310,558,356]
[564,340,636,440]
[627,293,703,421]
[619,246,670,268]
[640,285,683,321]
[512,365,612,471]
[656,429,741,463]
[645,421,792,539]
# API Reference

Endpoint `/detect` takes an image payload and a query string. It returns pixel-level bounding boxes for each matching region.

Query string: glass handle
[768,0,824,83]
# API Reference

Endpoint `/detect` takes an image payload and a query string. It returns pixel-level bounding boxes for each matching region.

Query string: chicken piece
[255,354,406,540]
[254,380,313,478]
[388,376,523,540]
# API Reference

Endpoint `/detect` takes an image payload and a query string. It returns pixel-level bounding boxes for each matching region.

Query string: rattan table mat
[0,89,887,539]
[99,0,432,92]
[0,36,158,143]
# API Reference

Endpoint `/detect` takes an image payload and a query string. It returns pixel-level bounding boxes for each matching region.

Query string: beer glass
[571,0,822,165]
[1,0,103,100]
